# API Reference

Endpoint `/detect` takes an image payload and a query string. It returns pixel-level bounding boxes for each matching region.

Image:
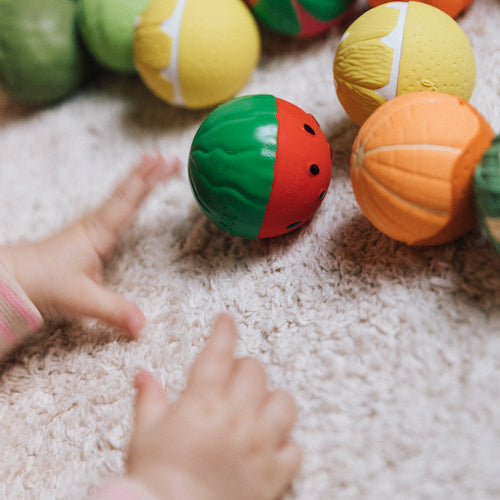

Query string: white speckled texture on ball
[0,0,499,498]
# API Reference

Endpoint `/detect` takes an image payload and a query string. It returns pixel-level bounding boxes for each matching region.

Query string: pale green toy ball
[76,0,150,73]
[0,0,89,105]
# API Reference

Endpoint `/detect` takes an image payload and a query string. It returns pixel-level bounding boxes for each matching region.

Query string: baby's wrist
[89,476,160,500]
[0,263,44,354]
[126,467,218,500]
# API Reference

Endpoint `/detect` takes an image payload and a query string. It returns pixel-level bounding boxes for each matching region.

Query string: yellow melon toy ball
[333,1,475,126]
[134,0,261,109]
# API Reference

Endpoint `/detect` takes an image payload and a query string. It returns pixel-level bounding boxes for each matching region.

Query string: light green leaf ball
[77,0,150,73]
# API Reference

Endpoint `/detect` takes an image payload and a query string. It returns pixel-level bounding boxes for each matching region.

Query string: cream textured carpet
[1,1,500,498]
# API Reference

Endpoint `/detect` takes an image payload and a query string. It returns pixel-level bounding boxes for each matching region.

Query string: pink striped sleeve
[0,264,43,359]
[88,478,159,500]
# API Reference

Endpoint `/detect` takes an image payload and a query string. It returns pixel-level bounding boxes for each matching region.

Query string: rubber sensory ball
[350,92,494,246]
[188,94,332,239]
[76,0,151,73]
[367,0,474,19]
[333,1,476,126]
[474,135,500,253]
[245,0,353,37]
[0,0,89,105]
[133,0,261,109]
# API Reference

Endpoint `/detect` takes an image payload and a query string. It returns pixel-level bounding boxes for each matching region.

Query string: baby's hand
[126,314,302,500]
[0,153,180,337]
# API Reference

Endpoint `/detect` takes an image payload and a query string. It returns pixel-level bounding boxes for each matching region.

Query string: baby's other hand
[126,314,302,500]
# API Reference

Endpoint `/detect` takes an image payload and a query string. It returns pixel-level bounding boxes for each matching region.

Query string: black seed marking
[310,164,320,175]
[304,124,315,135]
[287,222,302,230]
[319,190,326,201]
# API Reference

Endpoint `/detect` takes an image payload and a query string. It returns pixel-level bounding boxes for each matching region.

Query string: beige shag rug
[1,0,500,498]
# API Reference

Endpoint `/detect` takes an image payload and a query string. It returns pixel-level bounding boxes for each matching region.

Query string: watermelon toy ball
[245,0,353,37]
[188,94,332,239]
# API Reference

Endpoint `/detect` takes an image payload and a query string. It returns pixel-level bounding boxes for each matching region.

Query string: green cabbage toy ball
[189,94,332,239]
[76,0,150,73]
[474,135,500,253]
[0,0,89,105]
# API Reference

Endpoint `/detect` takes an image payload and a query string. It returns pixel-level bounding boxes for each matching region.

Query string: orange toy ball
[350,92,495,246]
[367,0,474,18]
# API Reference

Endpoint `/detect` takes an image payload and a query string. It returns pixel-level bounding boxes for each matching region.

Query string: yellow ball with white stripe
[134,0,260,109]
[333,1,475,126]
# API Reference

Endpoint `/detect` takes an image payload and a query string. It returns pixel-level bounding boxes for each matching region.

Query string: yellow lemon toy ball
[333,1,475,126]
[134,0,261,109]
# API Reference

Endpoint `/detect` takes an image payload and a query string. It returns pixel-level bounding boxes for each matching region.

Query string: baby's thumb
[133,370,169,431]
[75,279,146,337]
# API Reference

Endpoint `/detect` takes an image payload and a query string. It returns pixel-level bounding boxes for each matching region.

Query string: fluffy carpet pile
[0,0,499,498]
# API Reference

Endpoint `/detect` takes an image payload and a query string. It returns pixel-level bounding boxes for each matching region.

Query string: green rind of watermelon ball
[474,134,500,253]
[299,0,353,20]
[253,0,301,36]
[0,0,89,105]
[189,95,278,239]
